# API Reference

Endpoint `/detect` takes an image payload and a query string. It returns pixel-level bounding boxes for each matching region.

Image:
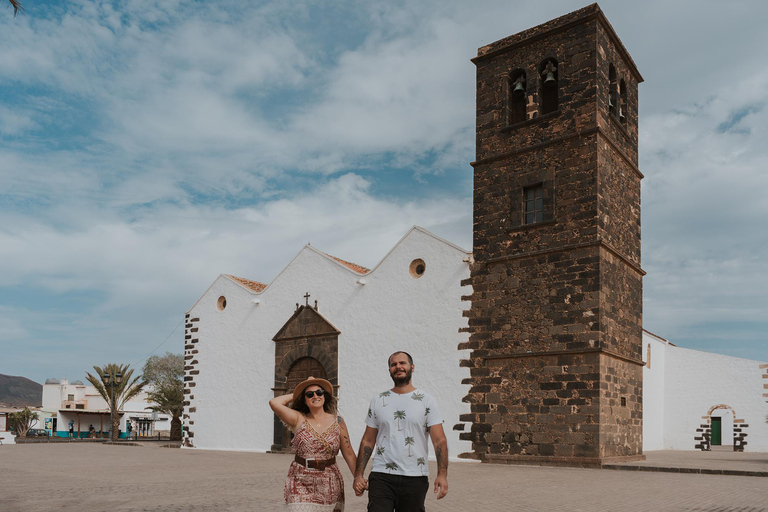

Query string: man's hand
[353,476,368,496]
[433,474,448,499]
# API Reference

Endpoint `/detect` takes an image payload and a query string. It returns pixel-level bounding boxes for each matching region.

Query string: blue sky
[1,0,767,384]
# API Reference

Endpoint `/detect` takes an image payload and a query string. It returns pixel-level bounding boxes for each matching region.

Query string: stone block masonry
[461,4,645,466]
[182,313,200,447]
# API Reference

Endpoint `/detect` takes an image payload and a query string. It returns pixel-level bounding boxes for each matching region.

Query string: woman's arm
[337,416,357,475]
[268,393,302,431]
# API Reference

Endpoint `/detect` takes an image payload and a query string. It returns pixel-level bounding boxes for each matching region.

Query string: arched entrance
[695,404,749,451]
[270,300,340,452]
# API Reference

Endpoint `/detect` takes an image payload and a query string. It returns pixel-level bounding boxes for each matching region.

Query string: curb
[602,464,768,478]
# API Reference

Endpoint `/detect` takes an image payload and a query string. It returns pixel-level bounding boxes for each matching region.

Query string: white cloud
[2,0,768,383]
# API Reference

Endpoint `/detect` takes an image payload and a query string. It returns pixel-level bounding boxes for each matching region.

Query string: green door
[711,417,722,445]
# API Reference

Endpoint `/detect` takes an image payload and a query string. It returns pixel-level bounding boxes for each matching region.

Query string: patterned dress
[284,420,345,511]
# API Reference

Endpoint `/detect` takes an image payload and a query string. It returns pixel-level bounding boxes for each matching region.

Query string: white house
[642,331,768,451]
[183,226,473,459]
[40,378,171,438]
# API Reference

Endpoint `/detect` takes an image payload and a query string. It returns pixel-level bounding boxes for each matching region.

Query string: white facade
[184,226,473,460]
[185,226,768,457]
[41,378,171,437]
[643,331,768,451]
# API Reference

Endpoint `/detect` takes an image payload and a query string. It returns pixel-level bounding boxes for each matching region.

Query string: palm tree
[8,0,23,16]
[379,390,391,406]
[417,457,426,475]
[384,462,399,473]
[376,446,385,456]
[393,410,406,431]
[146,382,183,441]
[404,436,415,456]
[411,392,424,401]
[86,363,145,441]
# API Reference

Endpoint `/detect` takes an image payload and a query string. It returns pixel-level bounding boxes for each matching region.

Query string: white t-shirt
[365,388,443,477]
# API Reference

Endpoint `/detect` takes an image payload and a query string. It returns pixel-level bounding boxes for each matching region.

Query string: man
[353,351,448,511]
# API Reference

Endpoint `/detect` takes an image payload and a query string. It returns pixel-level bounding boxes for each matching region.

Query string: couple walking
[269,351,449,512]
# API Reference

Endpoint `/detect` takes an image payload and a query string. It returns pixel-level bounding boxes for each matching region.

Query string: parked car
[25,429,48,437]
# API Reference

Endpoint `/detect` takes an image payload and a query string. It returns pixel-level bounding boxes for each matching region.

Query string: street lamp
[101,371,123,441]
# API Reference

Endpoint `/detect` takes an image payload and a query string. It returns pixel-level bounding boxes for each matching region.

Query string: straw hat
[292,376,333,402]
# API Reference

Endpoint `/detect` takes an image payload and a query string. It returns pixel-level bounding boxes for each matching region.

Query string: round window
[217,296,227,311]
[409,259,426,279]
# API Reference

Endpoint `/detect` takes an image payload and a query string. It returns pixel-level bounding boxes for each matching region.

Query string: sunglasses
[304,389,326,398]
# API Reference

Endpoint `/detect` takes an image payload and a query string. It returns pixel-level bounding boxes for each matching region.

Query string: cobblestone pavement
[0,443,766,511]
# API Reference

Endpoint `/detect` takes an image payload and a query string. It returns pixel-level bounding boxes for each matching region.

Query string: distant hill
[0,374,42,408]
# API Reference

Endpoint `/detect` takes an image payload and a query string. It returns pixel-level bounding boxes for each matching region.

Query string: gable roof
[225,275,268,293]
[272,305,341,342]
[321,252,370,274]
[187,225,471,313]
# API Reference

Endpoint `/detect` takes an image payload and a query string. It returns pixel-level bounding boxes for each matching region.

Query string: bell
[543,72,556,87]
[619,106,626,122]
[608,94,614,109]
[512,81,525,97]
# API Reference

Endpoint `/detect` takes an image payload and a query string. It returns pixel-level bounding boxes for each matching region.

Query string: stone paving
[1,443,767,511]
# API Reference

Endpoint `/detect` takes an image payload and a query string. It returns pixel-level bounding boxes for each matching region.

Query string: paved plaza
[1,442,767,511]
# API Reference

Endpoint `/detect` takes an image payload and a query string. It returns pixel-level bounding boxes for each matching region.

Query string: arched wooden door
[279,357,327,451]
[286,357,327,391]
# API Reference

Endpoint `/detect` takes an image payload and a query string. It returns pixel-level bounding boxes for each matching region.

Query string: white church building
[182,226,768,456]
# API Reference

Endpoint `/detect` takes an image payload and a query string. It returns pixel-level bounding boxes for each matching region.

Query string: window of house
[524,185,544,224]
[619,79,628,125]
[68,394,74,401]
[75,404,84,410]
[608,64,618,117]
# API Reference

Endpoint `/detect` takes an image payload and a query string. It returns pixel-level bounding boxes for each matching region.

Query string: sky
[1,0,766,385]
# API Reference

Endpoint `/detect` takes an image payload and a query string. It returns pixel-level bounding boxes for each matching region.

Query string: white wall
[659,345,768,451]
[641,331,667,451]
[185,227,473,460]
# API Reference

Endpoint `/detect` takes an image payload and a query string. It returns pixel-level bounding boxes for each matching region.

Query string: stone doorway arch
[694,404,749,451]
[270,301,340,452]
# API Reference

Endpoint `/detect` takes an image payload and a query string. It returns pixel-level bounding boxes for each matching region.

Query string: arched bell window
[608,64,618,117]
[508,69,527,125]
[619,79,628,125]
[539,58,559,115]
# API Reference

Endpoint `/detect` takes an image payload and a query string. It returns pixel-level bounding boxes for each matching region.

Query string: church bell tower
[461,4,645,465]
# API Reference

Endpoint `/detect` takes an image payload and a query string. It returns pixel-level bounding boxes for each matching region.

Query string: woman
[269,376,357,511]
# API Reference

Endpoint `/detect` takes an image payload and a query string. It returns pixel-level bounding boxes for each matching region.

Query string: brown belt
[294,454,337,470]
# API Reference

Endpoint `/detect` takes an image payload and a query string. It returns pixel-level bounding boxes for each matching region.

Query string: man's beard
[390,368,412,386]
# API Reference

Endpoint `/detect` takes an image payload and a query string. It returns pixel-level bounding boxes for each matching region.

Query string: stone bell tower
[461,4,645,465]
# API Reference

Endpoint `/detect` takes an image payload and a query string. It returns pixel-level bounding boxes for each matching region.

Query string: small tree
[143,353,184,441]
[86,363,144,441]
[8,407,39,437]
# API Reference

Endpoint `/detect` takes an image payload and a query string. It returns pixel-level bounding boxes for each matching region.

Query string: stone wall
[182,313,200,447]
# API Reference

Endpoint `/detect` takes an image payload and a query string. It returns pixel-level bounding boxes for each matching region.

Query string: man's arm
[429,423,449,499]
[353,426,378,495]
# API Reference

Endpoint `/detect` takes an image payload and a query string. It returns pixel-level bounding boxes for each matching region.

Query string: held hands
[433,474,448,500]
[353,476,368,496]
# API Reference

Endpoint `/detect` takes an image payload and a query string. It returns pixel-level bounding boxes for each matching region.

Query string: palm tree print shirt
[365,388,443,477]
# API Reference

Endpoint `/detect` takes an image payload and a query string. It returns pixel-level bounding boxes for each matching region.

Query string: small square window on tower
[524,184,544,224]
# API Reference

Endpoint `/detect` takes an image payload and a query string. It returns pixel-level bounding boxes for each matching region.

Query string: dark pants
[367,472,429,512]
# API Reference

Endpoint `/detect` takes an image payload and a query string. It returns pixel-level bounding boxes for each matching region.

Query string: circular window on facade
[217,296,227,311]
[409,258,426,279]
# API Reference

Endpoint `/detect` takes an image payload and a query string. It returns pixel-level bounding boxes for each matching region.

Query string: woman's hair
[290,385,337,415]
